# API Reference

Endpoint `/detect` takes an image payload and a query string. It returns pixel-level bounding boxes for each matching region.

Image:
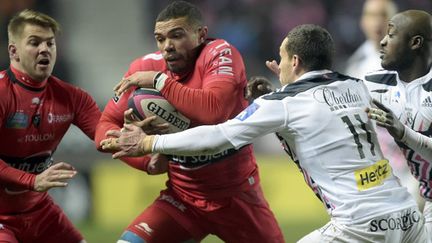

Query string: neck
[398,58,432,82]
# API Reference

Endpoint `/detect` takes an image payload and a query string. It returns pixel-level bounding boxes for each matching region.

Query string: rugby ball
[128,88,190,133]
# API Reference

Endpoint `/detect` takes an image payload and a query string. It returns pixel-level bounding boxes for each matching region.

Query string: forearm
[153,125,233,155]
[400,125,432,161]
[0,159,35,190]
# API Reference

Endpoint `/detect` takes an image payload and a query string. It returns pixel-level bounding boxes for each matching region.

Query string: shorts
[298,207,428,243]
[0,196,83,243]
[424,200,432,237]
[123,186,284,243]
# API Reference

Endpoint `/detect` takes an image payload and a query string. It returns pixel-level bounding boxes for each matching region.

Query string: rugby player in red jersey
[95,1,284,242]
[0,10,100,243]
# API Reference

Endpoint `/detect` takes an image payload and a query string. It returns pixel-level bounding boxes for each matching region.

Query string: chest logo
[6,112,29,129]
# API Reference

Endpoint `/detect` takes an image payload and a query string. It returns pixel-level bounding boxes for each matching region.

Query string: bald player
[365,10,432,236]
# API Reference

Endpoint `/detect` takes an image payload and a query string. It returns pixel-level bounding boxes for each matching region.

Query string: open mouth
[37,59,50,66]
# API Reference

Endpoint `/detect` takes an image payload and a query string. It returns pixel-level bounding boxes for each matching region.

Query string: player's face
[155,17,206,74]
[278,38,294,86]
[9,24,57,82]
[379,15,413,71]
[361,0,393,45]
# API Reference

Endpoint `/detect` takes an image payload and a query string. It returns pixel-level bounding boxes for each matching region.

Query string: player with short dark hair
[0,9,101,243]
[103,24,428,243]
[365,9,432,236]
[95,1,283,242]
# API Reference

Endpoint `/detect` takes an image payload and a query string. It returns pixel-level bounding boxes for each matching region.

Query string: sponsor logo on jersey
[236,103,259,121]
[354,159,391,191]
[370,209,420,232]
[134,222,153,236]
[159,194,187,212]
[313,87,363,111]
[112,93,121,103]
[47,112,73,124]
[22,133,55,142]
[171,149,230,165]
[6,112,29,129]
[421,96,432,107]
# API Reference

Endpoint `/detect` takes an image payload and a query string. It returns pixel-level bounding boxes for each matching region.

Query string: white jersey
[345,40,382,79]
[365,68,432,200]
[155,70,417,225]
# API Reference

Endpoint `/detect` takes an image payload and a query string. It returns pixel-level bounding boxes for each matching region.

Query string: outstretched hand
[266,60,280,76]
[246,76,274,101]
[101,123,150,159]
[366,99,405,140]
[114,71,159,96]
[124,108,170,135]
[34,162,77,192]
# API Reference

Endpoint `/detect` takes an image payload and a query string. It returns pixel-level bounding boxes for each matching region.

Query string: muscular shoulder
[201,39,241,58]
[128,51,166,73]
[0,70,11,96]
[364,70,398,86]
[48,76,94,102]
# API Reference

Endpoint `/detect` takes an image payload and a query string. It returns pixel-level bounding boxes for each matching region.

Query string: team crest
[236,103,260,121]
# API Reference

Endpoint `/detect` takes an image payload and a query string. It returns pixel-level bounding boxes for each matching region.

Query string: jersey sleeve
[95,58,155,172]
[0,159,35,190]
[160,41,245,124]
[153,98,286,155]
[400,125,432,162]
[72,87,102,140]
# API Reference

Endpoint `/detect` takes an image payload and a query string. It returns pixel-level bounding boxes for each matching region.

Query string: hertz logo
[355,160,391,190]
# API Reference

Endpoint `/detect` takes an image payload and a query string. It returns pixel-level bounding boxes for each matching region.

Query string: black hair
[156,1,203,27]
[285,24,334,70]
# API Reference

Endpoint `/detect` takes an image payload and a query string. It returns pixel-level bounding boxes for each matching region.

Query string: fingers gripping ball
[128,88,190,133]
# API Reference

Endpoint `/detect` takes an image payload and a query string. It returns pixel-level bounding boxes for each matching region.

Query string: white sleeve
[153,98,286,156]
[153,125,233,156]
[400,125,432,161]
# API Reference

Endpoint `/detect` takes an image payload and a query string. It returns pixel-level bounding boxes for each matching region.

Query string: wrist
[153,72,168,91]
[139,135,157,154]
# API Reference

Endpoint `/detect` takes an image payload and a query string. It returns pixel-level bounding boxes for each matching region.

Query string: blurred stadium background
[1,0,431,242]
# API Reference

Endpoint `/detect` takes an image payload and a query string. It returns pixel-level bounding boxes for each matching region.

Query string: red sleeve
[0,159,35,190]
[72,87,102,140]
[95,58,154,172]
[160,41,245,124]
[161,79,238,124]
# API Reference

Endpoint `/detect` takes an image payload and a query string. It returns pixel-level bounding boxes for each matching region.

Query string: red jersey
[96,39,259,201]
[0,66,101,214]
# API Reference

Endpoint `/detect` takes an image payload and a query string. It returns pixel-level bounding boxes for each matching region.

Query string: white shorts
[297,207,428,243]
[424,200,432,238]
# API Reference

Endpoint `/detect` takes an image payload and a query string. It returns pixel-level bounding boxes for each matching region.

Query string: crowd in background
[1,0,432,90]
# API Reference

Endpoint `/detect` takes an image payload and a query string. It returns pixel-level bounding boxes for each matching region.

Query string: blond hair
[7,9,60,43]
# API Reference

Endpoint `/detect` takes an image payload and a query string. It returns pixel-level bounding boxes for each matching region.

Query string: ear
[198,26,208,43]
[292,54,301,69]
[411,35,423,51]
[8,44,19,62]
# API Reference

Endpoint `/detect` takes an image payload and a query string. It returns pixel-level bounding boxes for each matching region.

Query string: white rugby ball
[128,88,190,133]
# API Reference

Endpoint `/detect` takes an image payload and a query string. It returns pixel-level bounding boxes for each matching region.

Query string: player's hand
[366,99,405,140]
[101,123,149,158]
[124,108,170,135]
[266,60,280,76]
[114,71,159,96]
[34,162,77,192]
[147,153,169,175]
[246,76,274,101]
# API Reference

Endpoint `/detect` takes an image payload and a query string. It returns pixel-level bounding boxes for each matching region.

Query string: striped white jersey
[365,68,432,200]
[155,70,417,224]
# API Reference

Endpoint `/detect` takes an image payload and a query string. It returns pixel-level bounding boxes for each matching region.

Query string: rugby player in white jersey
[102,24,428,242]
[365,10,432,236]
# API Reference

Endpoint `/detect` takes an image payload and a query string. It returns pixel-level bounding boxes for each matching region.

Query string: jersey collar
[8,66,48,92]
